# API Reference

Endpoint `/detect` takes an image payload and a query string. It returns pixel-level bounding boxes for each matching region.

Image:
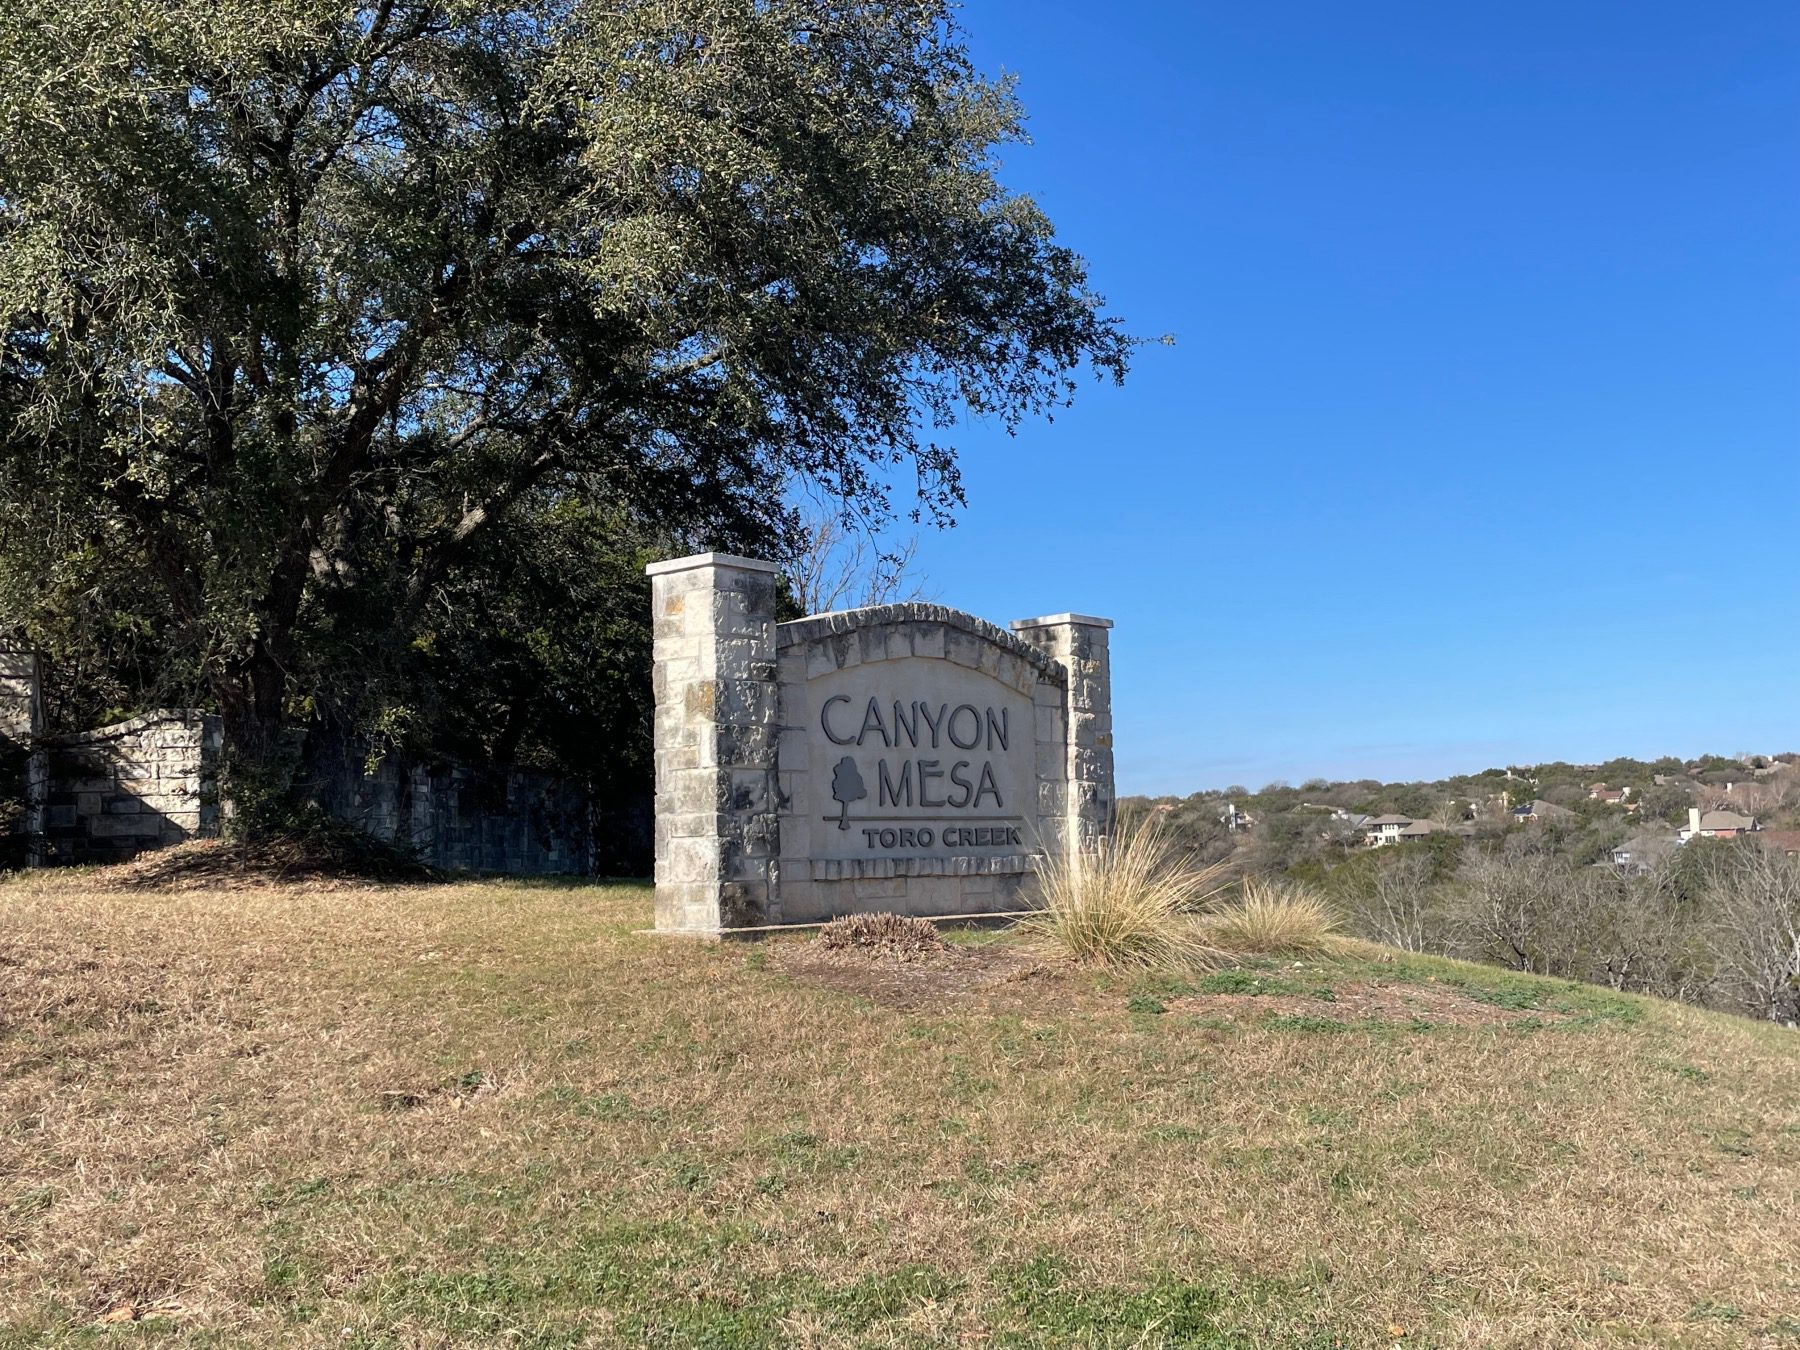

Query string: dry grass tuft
[1203,877,1342,956]
[1026,820,1228,969]
[818,910,948,959]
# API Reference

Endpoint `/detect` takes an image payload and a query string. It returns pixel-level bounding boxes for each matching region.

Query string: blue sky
[896,1,1800,796]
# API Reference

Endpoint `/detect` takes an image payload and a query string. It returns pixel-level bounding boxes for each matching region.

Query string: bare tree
[786,499,931,616]
[1703,845,1800,1023]
[1348,851,1438,952]
[1617,861,1717,1006]
[1452,849,1564,973]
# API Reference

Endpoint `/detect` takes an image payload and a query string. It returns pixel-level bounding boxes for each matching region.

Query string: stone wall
[1,650,46,867]
[645,553,1117,934]
[314,757,596,875]
[39,711,221,865]
[0,648,606,875]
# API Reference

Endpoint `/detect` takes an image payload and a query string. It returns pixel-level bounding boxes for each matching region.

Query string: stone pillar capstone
[646,553,781,934]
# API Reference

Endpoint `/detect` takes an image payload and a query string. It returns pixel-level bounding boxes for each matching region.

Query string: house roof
[1513,799,1574,817]
[1365,814,1413,827]
[1614,832,1677,858]
[1397,820,1442,837]
[1698,810,1756,831]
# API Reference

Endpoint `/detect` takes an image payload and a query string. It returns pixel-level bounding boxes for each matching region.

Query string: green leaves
[0,0,1130,823]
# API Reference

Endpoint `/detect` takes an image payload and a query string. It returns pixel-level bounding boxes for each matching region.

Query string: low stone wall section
[39,711,221,864]
[1,651,46,867]
[1,644,602,874]
[321,758,594,875]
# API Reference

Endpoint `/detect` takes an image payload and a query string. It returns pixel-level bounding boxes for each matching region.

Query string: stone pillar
[647,553,781,934]
[1011,614,1115,858]
[0,650,46,866]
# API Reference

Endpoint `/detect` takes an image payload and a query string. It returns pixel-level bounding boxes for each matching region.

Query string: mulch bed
[95,837,435,891]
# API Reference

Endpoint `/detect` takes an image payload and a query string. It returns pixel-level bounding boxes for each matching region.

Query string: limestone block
[776,725,810,765]
[778,814,809,859]
[829,632,860,671]
[718,882,767,927]
[665,836,722,883]
[88,815,159,838]
[943,628,979,669]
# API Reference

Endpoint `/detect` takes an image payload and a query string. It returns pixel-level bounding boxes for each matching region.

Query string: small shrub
[1026,820,1228,970]
[819,911,947,959]
[1264,1013,1345,1034]
[1202,879,1340,956]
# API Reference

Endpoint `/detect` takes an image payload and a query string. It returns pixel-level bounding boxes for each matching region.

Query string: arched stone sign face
[646,553,1113,934]
[804,661,1035,862]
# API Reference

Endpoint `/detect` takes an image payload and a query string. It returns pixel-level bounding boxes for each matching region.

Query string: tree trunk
[210,550,312,836]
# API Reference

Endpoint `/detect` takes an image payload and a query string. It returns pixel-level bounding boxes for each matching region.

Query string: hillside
[1,875,1796,1348]
[1123,752,1800,876]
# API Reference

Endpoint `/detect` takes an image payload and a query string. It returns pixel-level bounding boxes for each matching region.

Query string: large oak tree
[0,0,1131,827]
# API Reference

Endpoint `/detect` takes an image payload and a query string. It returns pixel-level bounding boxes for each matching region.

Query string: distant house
[1753,830,1800,859]
[1611,832,1678,874]
[1749,831,1800,860]
[1219,801,1255,833]
[1587,784,1631,805]
[1678,807,1758,842]
[1512,799,1576,825]
[1399,818,1456,841]
[1364,815,1455,847]
[1364,814,1414,847]
[1305,804,1372,830]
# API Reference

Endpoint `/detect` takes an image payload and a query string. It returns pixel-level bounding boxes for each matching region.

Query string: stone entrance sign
[647,552,1113,934]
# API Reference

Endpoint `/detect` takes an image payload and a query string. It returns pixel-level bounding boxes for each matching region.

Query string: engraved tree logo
[829,755,866,830]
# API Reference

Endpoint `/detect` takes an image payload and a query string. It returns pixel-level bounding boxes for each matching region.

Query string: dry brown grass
[1202,877,1343,957]
[817,910,948,959]
[1,868,1797,1347]
[1026,820,1229,970]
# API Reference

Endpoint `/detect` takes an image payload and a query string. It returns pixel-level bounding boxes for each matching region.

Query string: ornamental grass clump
[1027,821,1229,970]
[1202,878,1342,957]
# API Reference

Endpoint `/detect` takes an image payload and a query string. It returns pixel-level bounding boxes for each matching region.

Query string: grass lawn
[1,873,1796,1347]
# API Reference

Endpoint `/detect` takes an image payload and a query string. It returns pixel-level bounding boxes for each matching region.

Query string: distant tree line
[1324,838,1800,1024]
[1123,754,1800,1024]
